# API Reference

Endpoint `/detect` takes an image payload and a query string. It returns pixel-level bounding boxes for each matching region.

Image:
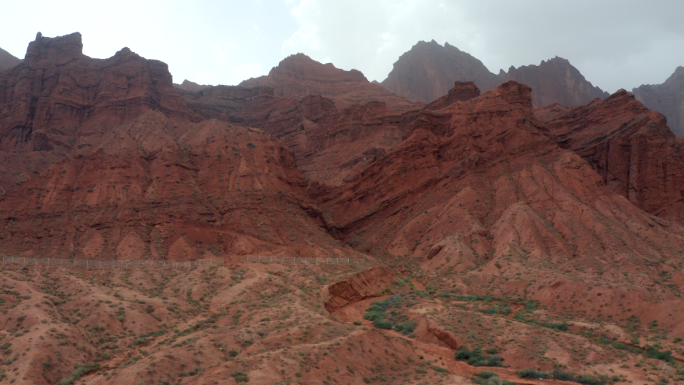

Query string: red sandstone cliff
[541,89,684,225]
[314,81,684,276]
[0,112,353,260]
[181,81,485,187]
[0,32,199,195]
[0,33,353,261]
[633,67,684,137]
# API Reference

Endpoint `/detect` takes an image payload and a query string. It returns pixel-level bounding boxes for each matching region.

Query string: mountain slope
[0,47,21,71]
[504,57,609,107]
[313,81,684,334]
[0,112,352,260]
[381,40,609,108]
[633,67,684,136]
[541,89,684,225]
[381,40,499,102]
[3,32,684,385]
[239,53,417,111]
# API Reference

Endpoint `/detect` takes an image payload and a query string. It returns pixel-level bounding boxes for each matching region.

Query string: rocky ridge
[633,66,684,136]
[0,32,199,196]
[239,53,417,111]
[504,56,609,107]
[381,40,609,108]
[0,46,21,72]
[541,89,684,224]
[173,79,210,93]
[381,40,499,102]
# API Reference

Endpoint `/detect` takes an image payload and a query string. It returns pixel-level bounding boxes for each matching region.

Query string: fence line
[1,255,223,269]
[244,255,350,264]
[1,255,351,268]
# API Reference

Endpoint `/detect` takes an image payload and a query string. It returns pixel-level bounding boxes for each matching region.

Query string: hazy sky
[1,0,682,93]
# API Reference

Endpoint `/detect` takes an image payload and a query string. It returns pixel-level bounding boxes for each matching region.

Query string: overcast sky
[1,0,682,93]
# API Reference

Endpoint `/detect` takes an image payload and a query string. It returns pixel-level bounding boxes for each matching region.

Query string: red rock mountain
[382,40,609,108]
[317,82,684,262]
[0,32,198,196]
[381,40,499,102]
[0,33,353,261]
[239,53,417,111]
[182,84,424,186]
[0,47,21,72]
[540,89,684,225]
[4,32,684,385]
[504,56,609,108]
[633,67,684,136]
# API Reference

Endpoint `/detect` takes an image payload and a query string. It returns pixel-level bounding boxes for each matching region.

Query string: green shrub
[58,363,100,385]
[540,322,569,331]
[232,370,249,383]
[518,368,606,385]
[455,347,503,367]
[373,319,393,329]
[552,369,575,381]
[517,368,550,379]
[478,371,499,379]
[574,374,605,385]
[363,311,383,321]
[394,321,416,334]
[645,345,675,364]
[472,375,515,385]
[363,294,416,335]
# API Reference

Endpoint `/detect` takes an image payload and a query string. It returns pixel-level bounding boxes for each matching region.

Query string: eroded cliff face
[315,81,684,283]
[239,53,417,111]
[0,111,354,261]
[181,81,486,187]
[0,32,199,195]
[633,66,684,136]
[541,89,684,225]
[381,41,609,109]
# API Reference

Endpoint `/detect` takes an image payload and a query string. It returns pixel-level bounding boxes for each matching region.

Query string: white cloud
[281,0,476,81]
[230,62,264,84]
[212,42,235,65]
